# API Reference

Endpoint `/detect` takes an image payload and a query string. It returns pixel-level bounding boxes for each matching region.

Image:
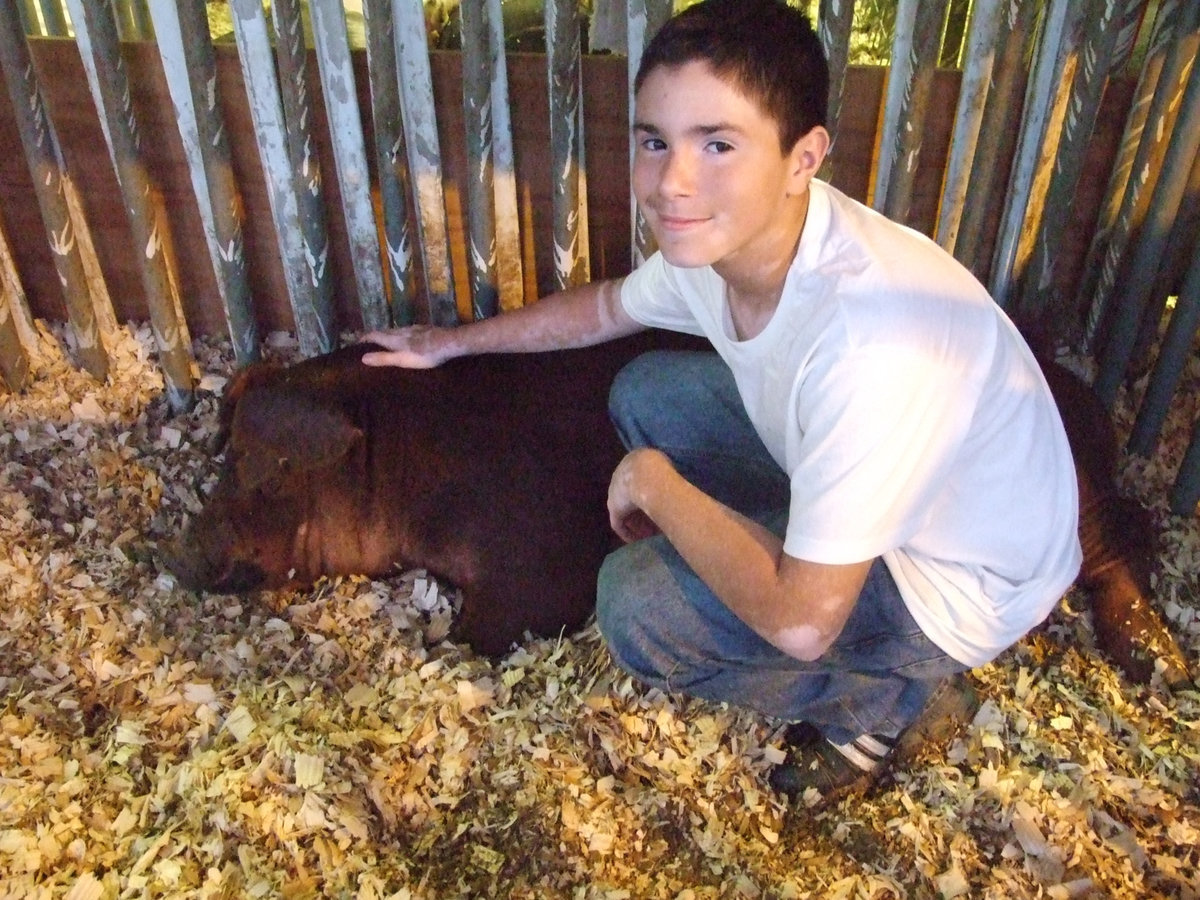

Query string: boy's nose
[658,149,696,196]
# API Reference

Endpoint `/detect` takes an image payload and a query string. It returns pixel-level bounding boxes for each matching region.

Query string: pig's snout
[160,529,268,594]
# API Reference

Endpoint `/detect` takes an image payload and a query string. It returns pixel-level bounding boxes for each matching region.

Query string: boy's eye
[706,140,734,153]
[640,137,667,152]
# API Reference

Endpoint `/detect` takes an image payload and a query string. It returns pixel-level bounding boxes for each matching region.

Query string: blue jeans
[596,350,966,744]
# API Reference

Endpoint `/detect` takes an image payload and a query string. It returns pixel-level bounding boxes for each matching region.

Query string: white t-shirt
[619,179,1082,667]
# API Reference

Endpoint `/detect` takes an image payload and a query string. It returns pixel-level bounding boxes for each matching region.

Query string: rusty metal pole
[879,0,952,226]
[0,223,32,392]
[627,0,671,268]
[1015,0,1141,326]
[391,0,457,325]
[67,0,196,411]
[937,0,1003,254]
[546,0,588,291]
[151,0,260,366]
[817,0,855,185]
[361,0,417,326]
[1082,2,1200,351]
[460,0,500,321]
[0,0,110,381]
[310,0,390,332]
[1095,51,1200,407]
[271,0,340,351]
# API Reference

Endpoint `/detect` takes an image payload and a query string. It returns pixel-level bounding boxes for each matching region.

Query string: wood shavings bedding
[0,323,1197,899]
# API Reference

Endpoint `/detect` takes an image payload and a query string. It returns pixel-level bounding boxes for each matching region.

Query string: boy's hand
[608,448,670,543]
[360,327,458,369]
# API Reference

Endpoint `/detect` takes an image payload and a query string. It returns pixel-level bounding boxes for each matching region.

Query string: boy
[363,0,1081,801]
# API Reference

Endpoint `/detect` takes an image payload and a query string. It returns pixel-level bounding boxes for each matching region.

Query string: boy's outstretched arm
[360,278,643,368]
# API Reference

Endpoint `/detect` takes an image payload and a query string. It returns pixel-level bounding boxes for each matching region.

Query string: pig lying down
[163,338,643,656]
[163,338,1192,686]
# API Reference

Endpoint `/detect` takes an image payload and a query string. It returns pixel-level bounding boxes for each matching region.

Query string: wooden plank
[361,0,417,326]
[460,0,499,320]
[392,0,457,325]
[229,0,335,356]
[150,0,259,366]
[310,0,389,332]
[546,0,588,290]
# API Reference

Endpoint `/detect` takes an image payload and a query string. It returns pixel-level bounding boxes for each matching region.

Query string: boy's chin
[653,243,720,270]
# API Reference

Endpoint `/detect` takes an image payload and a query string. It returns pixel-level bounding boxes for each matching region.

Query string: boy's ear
[788,125,831,190]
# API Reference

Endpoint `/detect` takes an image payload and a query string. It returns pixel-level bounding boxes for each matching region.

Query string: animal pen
[1,0,1199,898]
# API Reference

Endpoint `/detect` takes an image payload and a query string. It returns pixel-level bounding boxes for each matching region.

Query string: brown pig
[163,338,656,655]
[164,338,1191,682]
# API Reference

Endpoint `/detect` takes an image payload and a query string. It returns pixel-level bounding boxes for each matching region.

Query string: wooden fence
[2,0,1200,511]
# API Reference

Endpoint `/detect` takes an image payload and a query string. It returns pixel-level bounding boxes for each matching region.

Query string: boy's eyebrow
[632,121,744,136]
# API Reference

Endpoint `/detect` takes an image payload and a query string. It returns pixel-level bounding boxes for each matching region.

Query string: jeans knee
[608,351,668,438]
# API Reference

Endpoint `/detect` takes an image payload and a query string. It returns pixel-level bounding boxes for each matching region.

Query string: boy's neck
[719,189,811,340]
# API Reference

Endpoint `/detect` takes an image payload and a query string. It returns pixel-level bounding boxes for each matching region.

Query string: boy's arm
[609,447,872,661]
[361,278,643,368]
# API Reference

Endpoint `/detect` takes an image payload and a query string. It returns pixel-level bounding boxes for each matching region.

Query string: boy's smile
[632,61,825,309]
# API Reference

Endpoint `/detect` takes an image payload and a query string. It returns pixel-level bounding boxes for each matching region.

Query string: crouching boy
[364,0,1081,802]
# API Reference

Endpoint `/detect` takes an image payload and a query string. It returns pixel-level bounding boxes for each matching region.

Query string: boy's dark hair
[634,0,829,153]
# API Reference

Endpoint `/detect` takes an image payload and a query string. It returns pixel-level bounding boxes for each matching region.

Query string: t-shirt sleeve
[782,340,984,565]
[619,253,709,336]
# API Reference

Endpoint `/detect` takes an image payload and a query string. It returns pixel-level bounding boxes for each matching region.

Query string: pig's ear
[215,362,279,453]
[231,391,363,491]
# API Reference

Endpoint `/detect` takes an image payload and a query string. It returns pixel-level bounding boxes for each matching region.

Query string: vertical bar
[953,0,1040,277]
[1128,230,1200,456]
[0,223,32,392]
[310,0,389,332]
[1082,2,1200,350]
[229,0,336,355]
[879,0,953,225]
[817,0,856,182]
[67,0,195,411]
[627,0,671,267]
[1170,414,1200,514]
[272,0,339,350]
[486,0,523,310]
[361,0,417,326]
[937,0,1006,252]
[37,0,69,37]
[392,0,457,325]
[988,0,1077,308]
[1094,54,1200,406]
[1015,0,1142,323]
[872,0,919,209]
[150,0,259,366]
[460,0,499,320]
[547,0,588,290]
[0,0,109,380]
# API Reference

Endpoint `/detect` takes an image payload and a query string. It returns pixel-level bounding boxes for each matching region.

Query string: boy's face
[632,61,816,277]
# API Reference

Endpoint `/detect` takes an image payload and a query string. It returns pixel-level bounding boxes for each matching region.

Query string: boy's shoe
[769,674,980,806]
